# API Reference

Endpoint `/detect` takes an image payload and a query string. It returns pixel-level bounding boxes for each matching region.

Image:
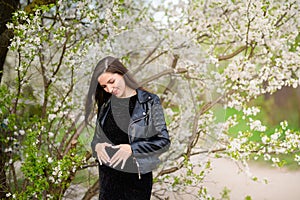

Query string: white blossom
[295,155,300,165]
[264,154,271,161]
[19,130,25,135]
[262,135,269,144]
[49,176,55,183]
[243,107,260,116]
[271,157,280,163]
[72,166,77,173]
[248,118,266,132]
[3,118,9,125]
[271,132,281,141]
[48,114,56,122]
[280,121,288,130]
[4,147,12,152]
[48,157,53,163]
[49,132,54,138]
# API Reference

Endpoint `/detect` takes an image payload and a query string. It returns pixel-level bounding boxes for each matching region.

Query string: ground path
[204,158,300,200]
[161,158,300,200]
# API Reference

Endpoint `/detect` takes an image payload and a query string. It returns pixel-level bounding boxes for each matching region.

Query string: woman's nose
[106,85,113,93]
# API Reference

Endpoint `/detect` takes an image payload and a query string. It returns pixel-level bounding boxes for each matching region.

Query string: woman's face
[98,72,127,98]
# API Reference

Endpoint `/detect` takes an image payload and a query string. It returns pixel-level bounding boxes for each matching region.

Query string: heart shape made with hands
[105,145,119,160]
[99,144,133,170]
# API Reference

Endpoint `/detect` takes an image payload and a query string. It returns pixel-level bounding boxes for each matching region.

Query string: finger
[112,158,122,168]
[113,144,132,155]
[103,143,112,148]
[101,156,110,164]
[97,151,110,163]
[111,145,120,149]
[121,159,126,169]
[101,154,111,163]
[102,151,111,163]
[97,155,102,165]
[109,150,121,165]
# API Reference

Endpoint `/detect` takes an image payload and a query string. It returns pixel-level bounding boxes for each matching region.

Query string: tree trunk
[0,1,19,197]
[0,0,19,83]
[82,179,99,200]
[0,147,9,199]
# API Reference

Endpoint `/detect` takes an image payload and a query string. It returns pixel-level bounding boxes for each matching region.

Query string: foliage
[1,0,300,199]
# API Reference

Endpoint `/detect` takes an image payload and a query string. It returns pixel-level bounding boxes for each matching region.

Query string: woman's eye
[108,80,115,84]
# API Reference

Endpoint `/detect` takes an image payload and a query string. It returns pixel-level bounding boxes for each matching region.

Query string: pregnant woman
[85,56,170,200]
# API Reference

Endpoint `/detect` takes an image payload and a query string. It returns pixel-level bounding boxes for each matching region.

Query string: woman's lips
[112,89,118,95]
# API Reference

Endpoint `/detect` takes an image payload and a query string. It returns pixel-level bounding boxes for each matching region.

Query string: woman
[85,56,170,200]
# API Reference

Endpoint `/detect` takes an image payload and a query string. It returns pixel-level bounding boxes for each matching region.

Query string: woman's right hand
[95,142,112,165]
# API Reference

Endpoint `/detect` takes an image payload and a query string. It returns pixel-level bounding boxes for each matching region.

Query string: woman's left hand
[109,144,132,169]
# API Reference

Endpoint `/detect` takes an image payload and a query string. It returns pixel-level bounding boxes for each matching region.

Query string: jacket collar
[136,88,152,104]
[102,88,152,107]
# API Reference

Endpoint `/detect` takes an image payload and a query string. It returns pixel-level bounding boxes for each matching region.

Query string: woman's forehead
[98,72,113,82]
[98,72,122,85]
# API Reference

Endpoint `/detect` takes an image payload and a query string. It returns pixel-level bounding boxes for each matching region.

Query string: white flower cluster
[214,115,238,146]
[176,0,300,113]
[49,162,63,184]
[281,129,300,151]
[8,10,43,50]
[248,118,266,132]
[6,193,16,198]
[280,121,288,130]
[227,93,244,110]
[243,106,260,116]
[257,125,300,167]
[48,114,56,122]
[227,131,253,156]
[45,155,53,163]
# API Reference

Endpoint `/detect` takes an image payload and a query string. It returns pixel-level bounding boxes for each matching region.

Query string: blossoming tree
[1,0,299,199]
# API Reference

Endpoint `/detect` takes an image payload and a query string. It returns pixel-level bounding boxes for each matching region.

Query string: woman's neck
[121,87,136,98]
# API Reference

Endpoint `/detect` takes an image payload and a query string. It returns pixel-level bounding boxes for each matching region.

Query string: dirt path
[156,157,300,200]
[203,158,300,200]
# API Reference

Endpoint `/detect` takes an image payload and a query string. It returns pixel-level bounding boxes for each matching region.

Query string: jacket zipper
[133,157,141,179]
[128,114,148,180]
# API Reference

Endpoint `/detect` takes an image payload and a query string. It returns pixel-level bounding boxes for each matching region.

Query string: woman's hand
[109,144,132,169]
[95,142,112,165]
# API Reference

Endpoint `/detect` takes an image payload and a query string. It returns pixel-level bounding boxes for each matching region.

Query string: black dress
[98,95,153,200]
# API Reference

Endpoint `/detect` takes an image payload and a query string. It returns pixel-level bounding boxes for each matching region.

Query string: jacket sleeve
[130,95,170,157]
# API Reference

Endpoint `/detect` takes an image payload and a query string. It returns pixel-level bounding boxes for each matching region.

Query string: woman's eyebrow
[100,77,113,87]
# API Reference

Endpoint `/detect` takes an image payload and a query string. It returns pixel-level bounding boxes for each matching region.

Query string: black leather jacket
[91,89,170,177]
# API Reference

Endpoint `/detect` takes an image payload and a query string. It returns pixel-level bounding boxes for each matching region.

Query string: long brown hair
[85,56,139,123]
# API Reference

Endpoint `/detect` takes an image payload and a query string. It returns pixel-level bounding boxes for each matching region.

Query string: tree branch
[133,39,164,74]
[81,179,99,200]
[218,45,247,61]
[63,119,87,156]
[139,68,187,86]
[157,93,227,177]
[160,54,179,104]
